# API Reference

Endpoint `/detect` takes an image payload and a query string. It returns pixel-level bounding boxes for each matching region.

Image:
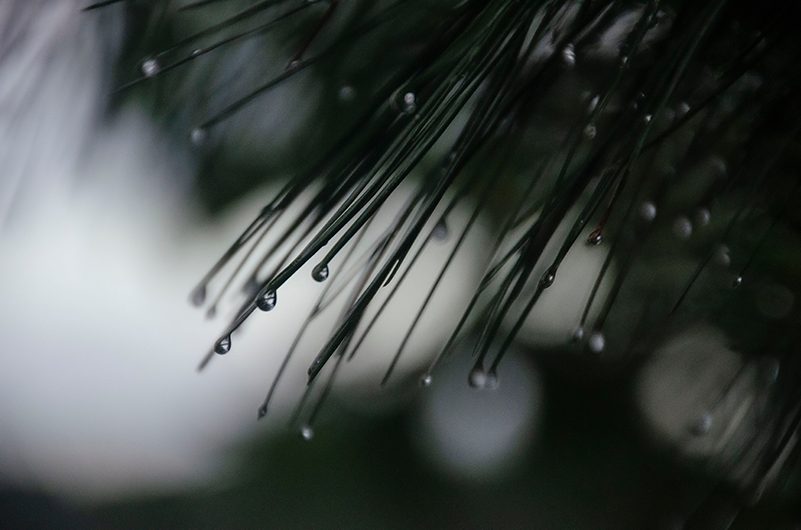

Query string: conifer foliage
[99,0,801,514]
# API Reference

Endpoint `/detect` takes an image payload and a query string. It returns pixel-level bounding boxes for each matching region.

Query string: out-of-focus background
[1,1,800,528]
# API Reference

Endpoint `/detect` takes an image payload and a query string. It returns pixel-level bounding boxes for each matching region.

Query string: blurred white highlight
[0,1,489,500]
[414,349,542,480]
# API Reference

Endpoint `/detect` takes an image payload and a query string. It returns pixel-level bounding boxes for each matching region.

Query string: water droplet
[419,374,433,387]
[257,289,277,311]
[214,335,231,355]
[583,123,597,139]
[190,284,207,306]
[561,43,576,66]
[300,425,314,441]
[308,357,324,375]
[338,85,355,102]
[714,244,731,267]
[587,95,599,113]
[571,326,585,343]
[588,331,605,353]
[732,275,743,288]
[694,207,711,227]
[619,54,629,66]
[709,156,727,177]
[485,370,499,390]
[540,268,556,288]
[468,366,487,389]
[190,127,207,145]
[690,412,713,436]
[672,216,693,240]
[191,48,202,57]
[677,101,690,116]
[141,57,160,77]
[312,264,329,282]
[401,91,416,114]
[639,201,657,222]
[287,59,300,70]
[257,405,268,419]
[432,218,449,241]
[643,114,652,123]
[586,229,603,246]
